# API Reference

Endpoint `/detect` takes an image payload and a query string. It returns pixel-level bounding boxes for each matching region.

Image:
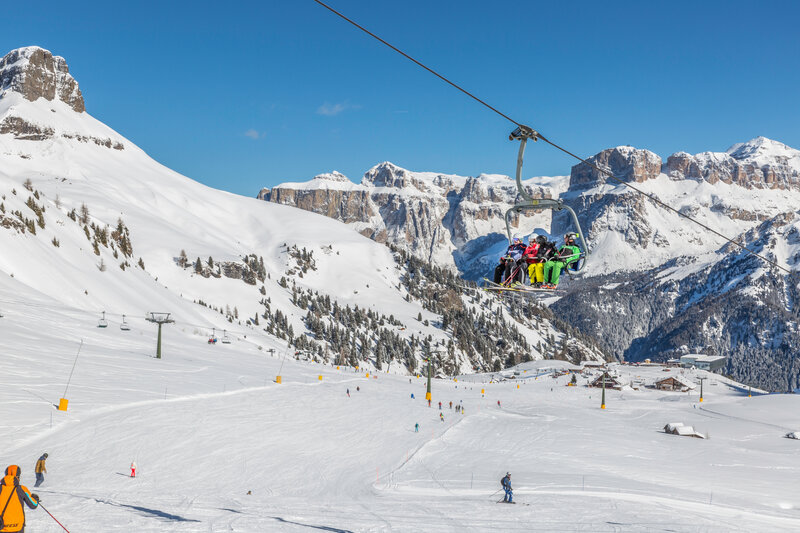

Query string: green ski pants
[543,260,566,285]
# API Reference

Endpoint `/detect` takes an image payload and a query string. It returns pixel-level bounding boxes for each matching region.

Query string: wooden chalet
[655,376,696,392]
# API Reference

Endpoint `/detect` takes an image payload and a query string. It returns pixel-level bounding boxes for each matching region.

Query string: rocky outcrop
[0,116,54,140]
[0,47,85,112]
[552,211,800,391]
[569,146,662,190]
[665,137,800,190]
[260,163,545,272]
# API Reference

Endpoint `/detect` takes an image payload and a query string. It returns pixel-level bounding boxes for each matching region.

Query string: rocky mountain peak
[363,162,422,190]
[569,146,662,190]
[0,46,85,112]
[666,137,799,189]
[313,171,351,183]
[727,136,800,164]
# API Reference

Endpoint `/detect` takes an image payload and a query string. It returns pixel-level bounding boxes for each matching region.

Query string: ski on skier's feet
[481,278,561,293]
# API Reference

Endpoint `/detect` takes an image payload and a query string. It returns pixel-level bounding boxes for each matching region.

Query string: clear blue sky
[5,1,799,195]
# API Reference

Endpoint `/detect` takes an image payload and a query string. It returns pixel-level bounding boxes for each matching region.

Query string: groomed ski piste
[3,293,800,532]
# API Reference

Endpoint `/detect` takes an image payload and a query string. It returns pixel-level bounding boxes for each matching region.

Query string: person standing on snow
[493,236,527,285]
[33,453,47,488]
[501,472,513,503]
[542,233,581,289]
[130,461,137,478]
[0,465,39,531]
[449,401,453,409]
[438,401,442,410]
[414,423,419,433]
[347,388,350,397]
[439,412,444,422]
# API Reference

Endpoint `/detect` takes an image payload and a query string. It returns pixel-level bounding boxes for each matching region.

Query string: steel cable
[312,0,792,274]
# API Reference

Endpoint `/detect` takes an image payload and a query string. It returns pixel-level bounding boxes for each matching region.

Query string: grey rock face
[260,163,537,274]
[0,47,85,112]
[0,116,54,140]
[665,138,800,190]
[553,212,800,391]
[569,146,662,190]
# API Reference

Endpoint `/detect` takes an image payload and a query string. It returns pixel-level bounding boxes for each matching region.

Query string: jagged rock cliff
[0,47,123,149]
[552,211,800,391]
[666,137,800,190]
[259,138,800,390]
[0,46,84,112]
[569,146,662,189]
[259,162,562,278]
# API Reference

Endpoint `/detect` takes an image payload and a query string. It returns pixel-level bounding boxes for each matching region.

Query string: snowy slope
[3,316,799,532]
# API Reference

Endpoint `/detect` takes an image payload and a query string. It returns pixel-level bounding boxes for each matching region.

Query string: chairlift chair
[221,330,232,344]
[97,311,108,328]
[208,327,218,344]
[505,126,588,273]
[120,314,131,331]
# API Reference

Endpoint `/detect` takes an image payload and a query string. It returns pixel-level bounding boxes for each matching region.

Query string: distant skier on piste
[501,472,513,503]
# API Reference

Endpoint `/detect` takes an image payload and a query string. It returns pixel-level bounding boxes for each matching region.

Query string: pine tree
[79,203,90,224]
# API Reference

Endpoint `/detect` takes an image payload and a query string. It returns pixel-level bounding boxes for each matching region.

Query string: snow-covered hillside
[3,45,800,532]
[3,315,799,531]
[0,46,609,379]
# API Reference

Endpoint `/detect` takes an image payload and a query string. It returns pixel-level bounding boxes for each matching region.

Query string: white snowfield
[1,48,799,531]
[3,301,799,532]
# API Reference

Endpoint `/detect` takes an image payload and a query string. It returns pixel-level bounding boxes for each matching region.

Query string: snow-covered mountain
[0,46,606,378]
[261,138,800,278]
[259,163,568,280]
[260,135,800,390]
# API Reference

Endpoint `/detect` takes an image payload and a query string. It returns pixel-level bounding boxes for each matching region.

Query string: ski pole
[38,502,70,532]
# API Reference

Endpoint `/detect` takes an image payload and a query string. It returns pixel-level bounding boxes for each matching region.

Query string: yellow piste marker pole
[58,398,69,411]
[276,376,282,384]
[318,375,323,381]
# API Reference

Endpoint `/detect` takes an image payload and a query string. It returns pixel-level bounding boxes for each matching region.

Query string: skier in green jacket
[542,233,582,289]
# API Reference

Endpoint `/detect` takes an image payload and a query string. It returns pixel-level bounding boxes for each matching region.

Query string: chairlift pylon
[120,314,130,331]
[97,311,108,328]
[505,126,589,273]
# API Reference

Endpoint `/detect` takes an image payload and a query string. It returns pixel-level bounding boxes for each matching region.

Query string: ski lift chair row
[504,126,589,273]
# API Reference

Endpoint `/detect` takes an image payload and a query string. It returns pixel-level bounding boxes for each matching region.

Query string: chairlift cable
[311,0,522,128]
[312,0,792,275]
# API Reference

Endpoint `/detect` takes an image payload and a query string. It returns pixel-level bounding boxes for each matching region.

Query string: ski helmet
[565,232,578,242]
[535,235,546,245]
[511,234,521,243]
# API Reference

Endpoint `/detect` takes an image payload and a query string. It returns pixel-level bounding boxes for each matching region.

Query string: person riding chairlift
[493,236,527,286]
[527,235,557,287]
[542,232,582,289]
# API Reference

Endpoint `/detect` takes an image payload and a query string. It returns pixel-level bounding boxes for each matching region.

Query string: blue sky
[5,1,799,195]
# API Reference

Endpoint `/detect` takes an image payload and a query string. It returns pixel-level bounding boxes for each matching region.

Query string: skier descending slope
[0,465,40,531]
[500,472,513,503]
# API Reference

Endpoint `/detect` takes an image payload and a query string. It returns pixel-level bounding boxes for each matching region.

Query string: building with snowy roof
[655,375,696,392]
[680,354,726,372]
